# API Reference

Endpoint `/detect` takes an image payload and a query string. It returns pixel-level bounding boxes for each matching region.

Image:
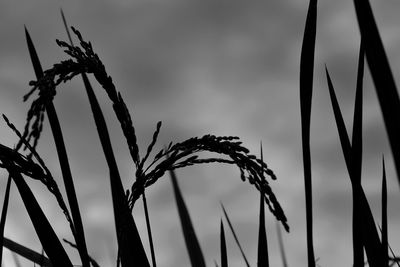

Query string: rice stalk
[169,168,206,267]
[299,0,317,265]
[24,28,287,231]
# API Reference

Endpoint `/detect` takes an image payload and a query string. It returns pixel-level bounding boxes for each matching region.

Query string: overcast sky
[1,0,400,266]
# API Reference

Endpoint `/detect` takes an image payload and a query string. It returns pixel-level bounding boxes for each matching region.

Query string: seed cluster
[1,115,75,234]
[22,27,288,231]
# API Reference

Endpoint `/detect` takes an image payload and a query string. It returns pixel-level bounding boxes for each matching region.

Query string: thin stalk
[142,190,157,267]
[276,222,288,267]
[382,156,388,267]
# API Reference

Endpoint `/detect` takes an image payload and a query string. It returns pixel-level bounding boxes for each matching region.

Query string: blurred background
[1,0,400,266]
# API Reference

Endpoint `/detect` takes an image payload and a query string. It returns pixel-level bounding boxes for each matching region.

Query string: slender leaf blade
[325,68,351,168]
[299,1,317,266]
[221,203,250,267]
[220,220,228,267]
[326,67,383,267]
[10,171,72,266]
[25,26,90,267]
[169,169,206,267]
[3,237,52,267]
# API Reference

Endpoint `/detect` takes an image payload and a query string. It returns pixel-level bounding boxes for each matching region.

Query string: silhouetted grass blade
[25,26,90,267]
[3,237,52,266]
[58,14,150,267]
[299,1,317,266]
[221,203,250,267]
[325,68,351,166]
[0,176,11,265]
[9,171,72,266]
[326,67,383,267]
[169,169,206,267]
[276,222,288,267]
[352,41,365,183]
[220,220,228,267]
[353,0,400,185]
[257,142,268,267]
[257,193,268,267]
[24,27,43,78]
[382,157,388,267]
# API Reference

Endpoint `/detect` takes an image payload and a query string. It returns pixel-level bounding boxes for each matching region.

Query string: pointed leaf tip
[170,169,206,267]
